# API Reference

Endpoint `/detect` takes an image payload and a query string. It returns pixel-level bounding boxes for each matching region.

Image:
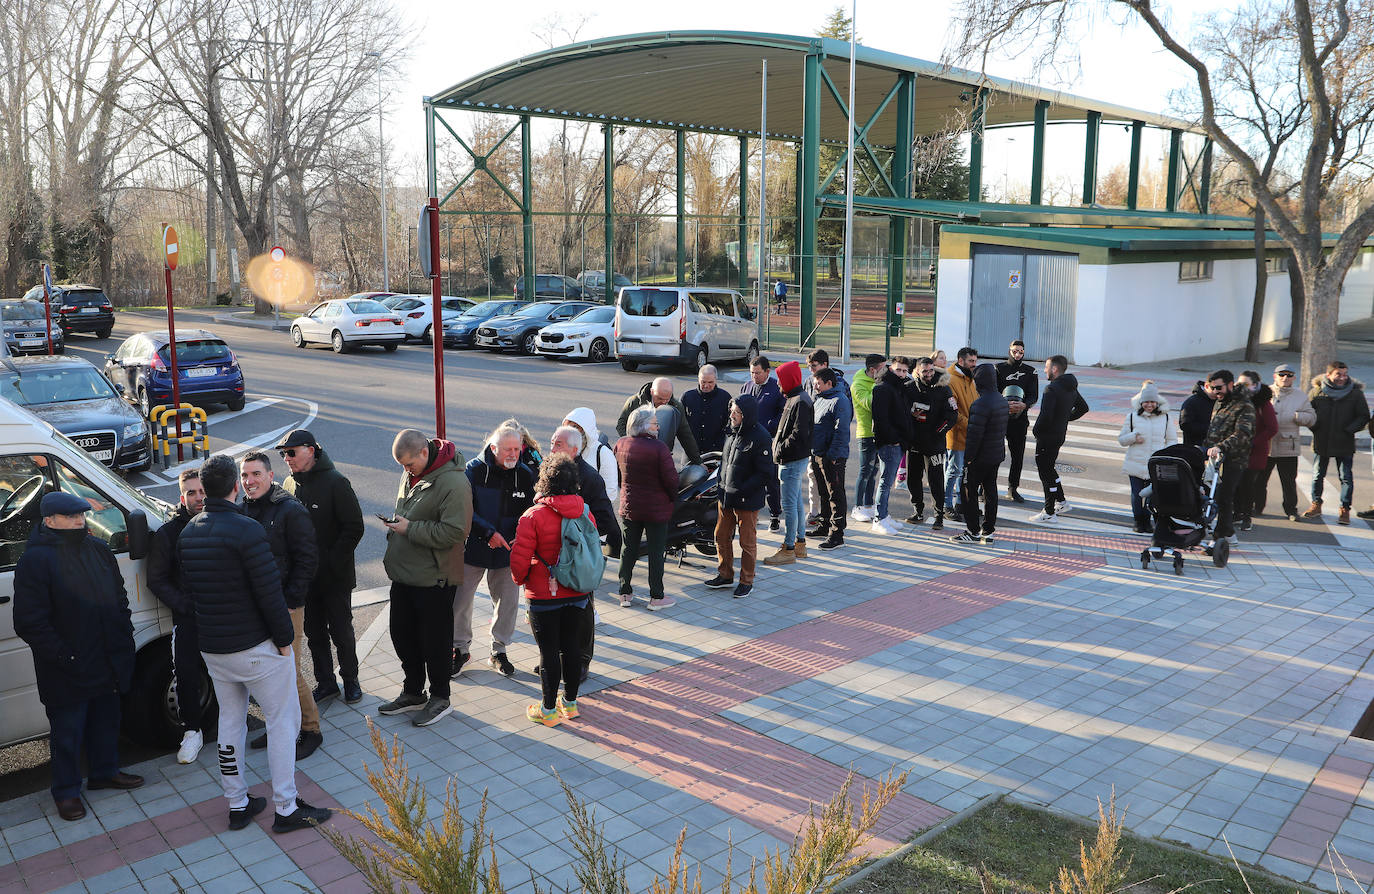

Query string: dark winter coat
[738,376,784,436]
[177,497,293,655]
[773,387,814,464]
[681,386,733,455]
[147,505,195,619]
[811,385,853,461]
[1178,382,1215,449]
[576,455,619,555]
[964,364,1010,467]
[14,525,133,708]
[616,434,679,523]
[995,360,1040,408]
[906,375,958,456]
[282,447,364,592]
[615,382,701,464]
[871,370,913,449]
[1033,372,1089,446]
[463,445,536,569]
[1204,390,1257,466]
[1247,386,1279,471]
[242,483,319,610]
[805,368,851,403]
[1307,375,1372,457]
[719,393,773,511]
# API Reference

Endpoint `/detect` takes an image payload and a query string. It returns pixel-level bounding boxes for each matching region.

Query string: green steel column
[604,125,614,299]
[886,72,914,354]
[967,87,986,202]
[794,147,802,289]
[1200,138,1214,213]
[738,136,749,291]
[676,129,686,283]
[800,50,822,347]
[1030,99,1048,205]
[1165,128,1182,212]
[520,115,534,304]
[424,100,437,198]
[1126,121,1143,209]
[1082,110,1101,205]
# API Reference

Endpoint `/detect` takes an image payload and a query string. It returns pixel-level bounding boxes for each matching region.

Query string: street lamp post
[365,51,389,291]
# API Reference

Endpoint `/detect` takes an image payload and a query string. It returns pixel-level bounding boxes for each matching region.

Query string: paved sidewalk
[3,515,1374,893]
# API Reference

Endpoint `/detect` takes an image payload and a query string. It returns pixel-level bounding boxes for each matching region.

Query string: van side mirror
[127,509,150,560]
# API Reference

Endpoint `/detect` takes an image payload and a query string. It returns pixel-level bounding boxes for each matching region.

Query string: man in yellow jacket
[944,347,979,519]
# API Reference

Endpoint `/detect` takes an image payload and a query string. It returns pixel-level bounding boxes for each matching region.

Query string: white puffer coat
[1118,393,1177,480]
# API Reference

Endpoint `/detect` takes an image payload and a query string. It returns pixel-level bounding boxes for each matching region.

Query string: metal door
[968,246,1078,361]
[1022,252,1078,360]
[968,251,1024,352]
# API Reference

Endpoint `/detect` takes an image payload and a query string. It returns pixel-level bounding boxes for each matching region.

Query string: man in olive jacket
[1203,369,1257,541]
[379,429,473,728]
[278,429,365,704]
[1304,360,1371,524]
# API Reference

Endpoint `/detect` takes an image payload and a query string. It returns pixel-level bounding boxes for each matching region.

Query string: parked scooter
[666,451,720,564]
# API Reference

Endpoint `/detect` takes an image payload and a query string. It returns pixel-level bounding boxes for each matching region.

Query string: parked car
[388,295,476,342]
[475,301,596,355]
[442,300,524,348]
[0,300,64,355]
[576,270,632,302]
[0,356,152,472]
[536,305,616,362]
[514,274,582,301]
[104,329,246,417]
[614,286,759,371]
[290,297,406,353]
[20,283,114,338]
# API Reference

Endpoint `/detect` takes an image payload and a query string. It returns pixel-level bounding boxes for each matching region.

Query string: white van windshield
[620,289,678,317]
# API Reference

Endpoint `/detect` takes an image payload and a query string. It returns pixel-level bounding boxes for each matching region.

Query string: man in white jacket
[562,407,621,557]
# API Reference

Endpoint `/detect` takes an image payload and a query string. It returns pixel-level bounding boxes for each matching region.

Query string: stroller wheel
[1172,551,1185,575]
[1139,548,1151,570]
[1212,538,1230,568]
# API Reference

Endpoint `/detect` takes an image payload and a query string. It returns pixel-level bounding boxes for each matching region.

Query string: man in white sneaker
[1030,355,1090,523]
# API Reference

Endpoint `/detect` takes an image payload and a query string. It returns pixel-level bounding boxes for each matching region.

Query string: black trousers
[530,603,583,710]
[47,693,120,800]
[1035,442,1066,512]
[1240,467,1265,522]
[578,595,595,668]
[1005,414,1029,489]
[810,456,847,533]
[961,462,1000,535]
[1260,456,1299,517]
[765,463,781,517]
[906,451,945,516]
[305,582,360,684]
[172,617,203,732]
[389,582,456,701]
[1214,460,1243,538]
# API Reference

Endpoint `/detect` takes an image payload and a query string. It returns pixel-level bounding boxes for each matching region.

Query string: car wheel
[291,326,305,348]
[588,337,610,363]
[227,396,245,411]
[745,340,760,367]
[331,330,348,353]
[620,359,639,372]
[138,388,153,420]
[422,325,433,345]
[97,328,112,339]
[521,331,537,355]
[121,639,217,748]
[693,344,709,371]
[53,343,65,355]
[384,343,398,352]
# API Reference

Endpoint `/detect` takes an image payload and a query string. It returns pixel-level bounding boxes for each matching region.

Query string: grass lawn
[854,799,1303,894]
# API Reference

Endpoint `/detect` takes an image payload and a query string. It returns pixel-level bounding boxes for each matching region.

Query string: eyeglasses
[1276,371,1294,377]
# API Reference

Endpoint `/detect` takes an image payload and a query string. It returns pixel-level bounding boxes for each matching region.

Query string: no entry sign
[164,225,179,271]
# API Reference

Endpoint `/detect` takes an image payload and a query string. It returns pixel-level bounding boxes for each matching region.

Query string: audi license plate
[19,339,42,347]
[90,449,113,462]
[186,367,215,378]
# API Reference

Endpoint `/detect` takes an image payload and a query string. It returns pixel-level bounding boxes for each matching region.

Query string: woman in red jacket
[511,453,595,727]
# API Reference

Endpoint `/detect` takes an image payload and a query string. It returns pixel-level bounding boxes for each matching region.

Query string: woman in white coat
[1118,381,1177,533]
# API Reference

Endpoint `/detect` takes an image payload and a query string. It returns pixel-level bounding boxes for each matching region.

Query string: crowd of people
[13,342,1371,830]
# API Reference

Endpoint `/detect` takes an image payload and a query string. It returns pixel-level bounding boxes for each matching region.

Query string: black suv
[21,283,115,338]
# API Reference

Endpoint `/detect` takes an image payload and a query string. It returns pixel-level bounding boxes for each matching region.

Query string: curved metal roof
[431,31,1200,146]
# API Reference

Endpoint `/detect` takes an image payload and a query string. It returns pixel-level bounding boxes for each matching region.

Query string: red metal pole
[165,264,184,461]
[429,197,445,439]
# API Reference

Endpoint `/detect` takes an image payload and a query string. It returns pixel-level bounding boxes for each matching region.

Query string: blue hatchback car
[104,329,246,418]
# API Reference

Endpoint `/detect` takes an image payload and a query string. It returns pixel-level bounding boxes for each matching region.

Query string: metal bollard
[150,404,210,469]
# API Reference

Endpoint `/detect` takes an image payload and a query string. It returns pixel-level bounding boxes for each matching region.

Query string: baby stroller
[1138,444,1229,574]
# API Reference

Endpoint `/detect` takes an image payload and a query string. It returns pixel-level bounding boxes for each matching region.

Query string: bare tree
[0,3,44,296]
[949,0,1374,382]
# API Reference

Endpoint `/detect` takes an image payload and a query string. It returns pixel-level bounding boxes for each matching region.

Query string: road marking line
[134,395,317,482]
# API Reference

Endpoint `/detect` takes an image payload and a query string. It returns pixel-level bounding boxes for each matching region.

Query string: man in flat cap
[276,428,365,704]
[14,491,143,822]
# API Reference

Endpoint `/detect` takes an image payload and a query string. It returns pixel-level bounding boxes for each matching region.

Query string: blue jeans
[1311,454,1354,508]
[944,449,965,509]
[779,459,808,547]
[854,437,878,508]
[1128,475,1150,529]
[875,444,903,519]
[46,693,121,800]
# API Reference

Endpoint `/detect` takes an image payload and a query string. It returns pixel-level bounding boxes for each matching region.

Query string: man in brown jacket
[944,348,978,518]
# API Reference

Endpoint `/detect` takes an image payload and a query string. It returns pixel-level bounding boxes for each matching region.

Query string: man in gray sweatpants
[177,454,331,834]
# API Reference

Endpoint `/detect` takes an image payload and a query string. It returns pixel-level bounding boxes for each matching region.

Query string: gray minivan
[614,286,759,371]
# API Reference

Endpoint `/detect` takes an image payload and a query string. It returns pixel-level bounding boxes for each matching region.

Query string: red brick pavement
[1267,749,1374,885]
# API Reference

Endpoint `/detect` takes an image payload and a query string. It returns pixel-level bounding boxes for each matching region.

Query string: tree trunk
[1245,205,1267,362]
[1299,268,1340,384]
[1286,248,1305,352]
[284,168,313,264]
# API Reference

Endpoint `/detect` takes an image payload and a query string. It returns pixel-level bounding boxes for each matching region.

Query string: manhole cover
[1056,463,1086,474]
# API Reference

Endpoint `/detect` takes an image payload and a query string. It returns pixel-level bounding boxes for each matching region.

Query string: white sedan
[290,298,406,353]
[389,295,475,343]
[535,305,616,362]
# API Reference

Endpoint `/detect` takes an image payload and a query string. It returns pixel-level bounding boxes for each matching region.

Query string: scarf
[1321,379,1355,401]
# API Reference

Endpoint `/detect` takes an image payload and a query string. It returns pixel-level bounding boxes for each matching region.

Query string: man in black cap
[14,491,144,821]
[276,429,365,704]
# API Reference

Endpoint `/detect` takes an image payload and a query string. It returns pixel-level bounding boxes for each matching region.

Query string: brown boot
[1339,506,1351,525]
[1302,500,1323,519]
[793,538,808,558]
[763,546,796,566]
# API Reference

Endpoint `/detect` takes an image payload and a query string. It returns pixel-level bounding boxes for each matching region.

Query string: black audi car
[0,356,152,472]
[0,299,64,355]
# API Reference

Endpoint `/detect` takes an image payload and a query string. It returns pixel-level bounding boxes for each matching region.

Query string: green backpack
[544,506,605,595]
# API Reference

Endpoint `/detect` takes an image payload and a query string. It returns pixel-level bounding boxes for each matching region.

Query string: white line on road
[134,395,316,485]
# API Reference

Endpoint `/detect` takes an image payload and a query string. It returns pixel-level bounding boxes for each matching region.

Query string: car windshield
[570,306,613,323]
[62,290,107,306]
[620,289,679,317]
[347,300,391,315]
[0,366,116,405]
[2,301,47,321]
[157,339,230,364]
[510,302,559,319]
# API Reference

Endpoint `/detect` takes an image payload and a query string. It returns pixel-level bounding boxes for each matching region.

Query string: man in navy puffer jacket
[954,364,1009,544]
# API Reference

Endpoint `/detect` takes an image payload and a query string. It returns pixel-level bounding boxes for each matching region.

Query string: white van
[0,396,191,749]
[613,286,760,372]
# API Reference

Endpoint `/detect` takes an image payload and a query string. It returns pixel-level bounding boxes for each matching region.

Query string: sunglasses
[1276,371,1294,377]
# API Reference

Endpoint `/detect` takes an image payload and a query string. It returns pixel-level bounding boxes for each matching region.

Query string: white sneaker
[850,506,875,522]
[1056,501,1074,515]
[176,729,204,764]
[619,592,635,608]
[883,516,903,534]
[871,517,899,535]
[1029,510,1058,523]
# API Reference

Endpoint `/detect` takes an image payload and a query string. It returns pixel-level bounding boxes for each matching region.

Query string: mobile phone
[376,513,397,524]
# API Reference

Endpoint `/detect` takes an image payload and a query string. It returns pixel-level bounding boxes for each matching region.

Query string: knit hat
[776,360,803,393]
[1135,381,1162,405]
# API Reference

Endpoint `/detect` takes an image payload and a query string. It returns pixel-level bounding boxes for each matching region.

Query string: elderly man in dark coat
[15,491,143,821]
